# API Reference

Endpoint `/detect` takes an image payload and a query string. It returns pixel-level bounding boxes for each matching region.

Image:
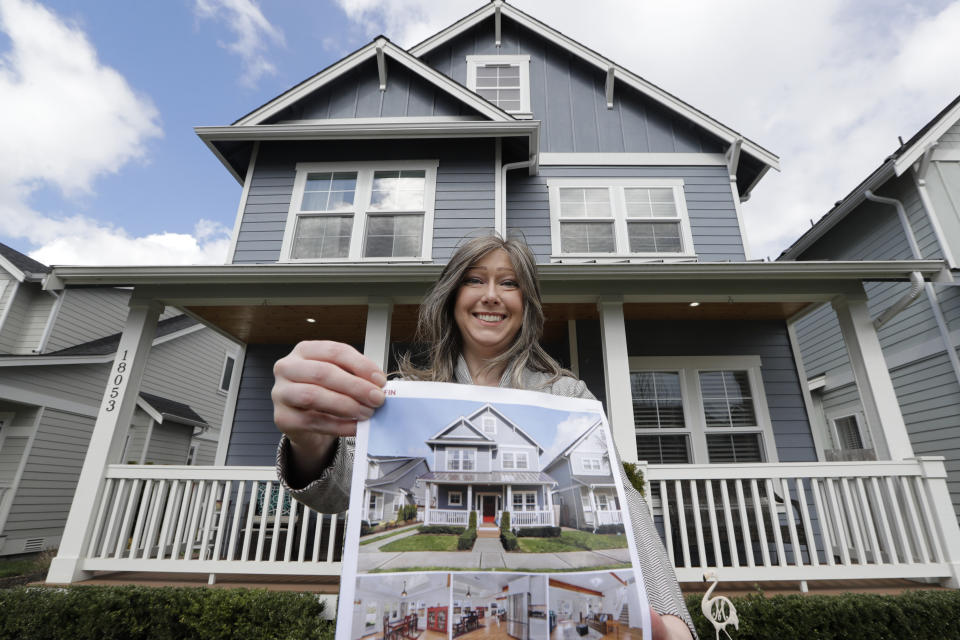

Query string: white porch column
[506,485,512,512]
[467,485,473,520]
[425,482,432,524]
[363,298,393,371]
[47,299,162,583]
[598,298,637,461]
[545,487,554,525]
[832,293,914,460]
[917,456,960,587]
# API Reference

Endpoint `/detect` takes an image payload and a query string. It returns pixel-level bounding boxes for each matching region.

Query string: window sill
[549,254,698,264]
[279,257,434,264]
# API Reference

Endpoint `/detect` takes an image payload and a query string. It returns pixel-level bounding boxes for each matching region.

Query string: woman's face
[454,248,524,361]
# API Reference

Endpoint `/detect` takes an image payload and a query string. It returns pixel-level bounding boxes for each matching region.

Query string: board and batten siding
[507,165,745,262]
[0,285,54,355]
[421,16,727,155]
[2,408,94,544]
[231,139,495,264]
[44,287,131,352]
[266,58,482,123]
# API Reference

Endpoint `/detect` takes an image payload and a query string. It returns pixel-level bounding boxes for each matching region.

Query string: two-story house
[543,420,621,531]
[364,454,429,524]
[0,242,241,556]
[780,95,960,524]
[420,404,555,528]
[45,1,960,596]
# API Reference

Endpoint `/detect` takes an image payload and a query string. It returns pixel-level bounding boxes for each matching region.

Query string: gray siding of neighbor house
[0,285,54,355]
[576,318,815,463]
[0,273,16,337]
[508,165,744,262]
[0,362,108,409]
[2,408,94,544]
[421,17,727,155]
[231,139,495,264]
[0,402,38,486]
[146,422,193,465]
[45,287,131,352]
[265,58,483,123]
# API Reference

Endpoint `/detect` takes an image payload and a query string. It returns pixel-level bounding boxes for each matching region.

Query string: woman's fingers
[273,404,359,439]
[292,340,386,386]
[273,381,376,422]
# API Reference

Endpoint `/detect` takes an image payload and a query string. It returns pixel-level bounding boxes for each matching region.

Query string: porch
[422,481,556,528]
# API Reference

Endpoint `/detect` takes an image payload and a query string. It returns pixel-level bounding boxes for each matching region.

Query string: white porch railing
[643,457,960,586]
[511,510,553,527]
[595,510,623,526]
[78,465,342,576]
[425,509,469,525]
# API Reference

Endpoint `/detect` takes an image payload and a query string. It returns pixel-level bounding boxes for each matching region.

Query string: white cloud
[195,0,284,88]
[541,413,596,467]
[0,0,227,267]
[333,0,960,260]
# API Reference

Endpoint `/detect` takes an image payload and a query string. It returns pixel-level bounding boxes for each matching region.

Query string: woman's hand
[272,340,386,487]
[650,609,694,640]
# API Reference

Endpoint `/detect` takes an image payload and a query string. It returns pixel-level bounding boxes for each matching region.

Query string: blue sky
[2,0,959,265]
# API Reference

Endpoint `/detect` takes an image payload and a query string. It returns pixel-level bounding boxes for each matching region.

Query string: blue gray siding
[508,165,745,262]
[266,58,483,123]
[225,344,288,466]
[232,140,495,264]
[421,17,726,155]
[45,288,130,352]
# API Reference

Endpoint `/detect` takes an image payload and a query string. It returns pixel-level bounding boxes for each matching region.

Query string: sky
[2,0,960,266]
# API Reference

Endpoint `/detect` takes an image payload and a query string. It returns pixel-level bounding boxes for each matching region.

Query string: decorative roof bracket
[376,38,387,91]
[915,142,937,185]
[605,67,615,109]
[494,2,502,47]
[726,137,743,180]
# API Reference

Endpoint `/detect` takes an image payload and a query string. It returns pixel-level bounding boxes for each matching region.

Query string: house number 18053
[104,350,128,412]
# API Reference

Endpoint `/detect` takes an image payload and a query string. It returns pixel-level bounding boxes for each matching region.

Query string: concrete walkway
[357,524,422,551]
[358,542,630,572]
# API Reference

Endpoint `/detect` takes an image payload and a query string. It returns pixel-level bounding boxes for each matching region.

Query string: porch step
[477,527,500,538]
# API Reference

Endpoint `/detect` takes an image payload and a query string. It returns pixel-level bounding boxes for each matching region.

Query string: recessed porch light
[306,318,317,323]
[689,302,700,307]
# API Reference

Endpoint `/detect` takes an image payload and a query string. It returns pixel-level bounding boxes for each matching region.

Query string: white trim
[728,176,751,261]
[214,335,243,468]
[0,280,18,337]
[227,141,259,265]
[197,120,537,141]
[136,398,163,424]
[279,160,438,263]
[0,383,96,417]
[893,101,960,175]
[234,39,514,126]
[480,414,497,436]
[494,137,503,236]
[539,153,727,166]
[139,418,155,464]
[0,408,42,537]
[825,407,870,451]
[0,255,26,282]
[466,54,531,114]
[932,149,960,161]
[629,355,777,464]
[786,321,827,461]
[913,168,958,269]
[36,290,62,353]
[0,412,13,457]
[218,352,237,394]
[547,177,695,259]
[599,298,636,461]
[448,490,463,506]
[408,3,779,172]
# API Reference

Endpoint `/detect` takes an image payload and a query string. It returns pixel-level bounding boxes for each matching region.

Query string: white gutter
[872,271,923,330]
[499,155,536,236]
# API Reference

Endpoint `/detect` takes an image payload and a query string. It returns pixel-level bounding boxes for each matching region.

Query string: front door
[482,495,496,522]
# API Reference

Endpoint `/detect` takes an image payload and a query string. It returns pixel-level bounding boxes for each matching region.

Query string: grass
[369,564,630,573]
[515,530,628,553]
[379,534,460,552]
[0,551,54,579]
[359,525,418,546]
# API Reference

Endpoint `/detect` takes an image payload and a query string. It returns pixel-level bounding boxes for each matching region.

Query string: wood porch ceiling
[186,302,809,344]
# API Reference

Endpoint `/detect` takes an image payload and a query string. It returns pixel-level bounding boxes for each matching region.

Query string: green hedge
[417,525,465,535]
[516,526,561,538]
[685,590,960,640]
[468,511,477,529]
[0,585,333,640]
[594,524,625,535]
[500,511,510,532]
[458,527,477,550]
[500,531,518,551]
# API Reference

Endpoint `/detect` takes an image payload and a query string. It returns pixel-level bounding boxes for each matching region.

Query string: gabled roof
[43,314,198,357]
[138,392,208,429]
[0,242,49,282]
[465,403,544,453]
[367,456,429,487]
[233,37,516,126]
[427,415,494,444]
[409,1,779,177]
[779,93,960,261]
[543,420,604,471]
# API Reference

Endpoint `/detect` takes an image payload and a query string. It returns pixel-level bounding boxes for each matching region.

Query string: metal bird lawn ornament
[701,571,739,640]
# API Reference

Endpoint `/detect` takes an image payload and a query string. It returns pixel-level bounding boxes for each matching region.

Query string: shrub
[417,525,465,535]
[595,524,625,535]
[622,462,646,498]
[468,510,478,529]
[684,590,960,640]
[515,526,561,538]
[500,531,518,551]
[499,511,511,532]
[458,527,477,551]
[0,585,333,640]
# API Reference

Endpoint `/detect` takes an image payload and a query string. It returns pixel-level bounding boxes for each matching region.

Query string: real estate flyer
[337,381,652,640]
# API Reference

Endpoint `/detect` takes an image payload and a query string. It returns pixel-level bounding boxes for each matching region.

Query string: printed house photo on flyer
[335,381,652,640]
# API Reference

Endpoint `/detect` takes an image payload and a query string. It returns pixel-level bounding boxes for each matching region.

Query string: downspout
[863,190,960,397]
[499,156,536,237]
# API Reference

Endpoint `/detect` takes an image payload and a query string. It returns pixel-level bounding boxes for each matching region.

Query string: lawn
[515,530,628,553]
[379,534,460,552]
[359,526,418,546]
[0,552,52,579]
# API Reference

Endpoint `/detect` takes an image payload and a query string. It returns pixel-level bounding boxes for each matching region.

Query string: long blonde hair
[399,235,566,386]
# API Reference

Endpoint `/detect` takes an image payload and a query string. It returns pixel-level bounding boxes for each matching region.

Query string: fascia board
[778,161,895,260]
[196,120,537,141]
[0,255,26,282]
[136,397,164,424]
[893,100,960,176]
[199,136,244,185]
[0,354,112,367]
[410,2,779,171]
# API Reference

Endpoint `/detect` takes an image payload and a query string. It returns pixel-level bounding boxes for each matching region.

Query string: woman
[272,236,697,640]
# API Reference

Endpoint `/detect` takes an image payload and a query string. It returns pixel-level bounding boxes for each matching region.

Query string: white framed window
[829,411,868,450]
[630,356,777,465]
[186,444,198,465]
[449,491,463,506]
[481,415,496,435]
[547,178,695,260]
[502,451,529,470]
[448,448,476,471]
[218,353,236,394]
[512,491,537,512]
[281,160,438,262]
[466,55,531,115]
[580,487,592,511]
[581,457,602,473]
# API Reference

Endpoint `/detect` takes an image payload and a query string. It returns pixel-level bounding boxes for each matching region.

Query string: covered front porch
[421,476,556,528]
[40,260,960,592]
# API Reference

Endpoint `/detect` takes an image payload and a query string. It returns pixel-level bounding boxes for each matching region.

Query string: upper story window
[466,55,531,116]
[218,354,236,394]
[448,448,476,471]
[580,457,602,473]
[481,416,496,435]
[547,178,694,260]
[630,356,776,465]
[281,161,437,262]
[502,451,529,470]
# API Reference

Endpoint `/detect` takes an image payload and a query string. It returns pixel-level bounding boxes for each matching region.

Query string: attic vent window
[466,55,530,115]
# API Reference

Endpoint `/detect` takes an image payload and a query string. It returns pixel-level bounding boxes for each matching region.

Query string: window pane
[706,433,763,463]
[370,170,425,212]
[560,222,616,253]
[292,216,353,259]
[364,214,424,258]
[631,371,684,428]
[559,188,611,218]
[834,415,864,449]
[499,89,520,102]
[301,172,356,212]
[628,221,682,253]
[699,370,757,428]
[636,434,690,464]
[625,188,676,218]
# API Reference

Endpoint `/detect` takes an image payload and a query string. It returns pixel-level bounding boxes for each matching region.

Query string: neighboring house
[780,95,960,522]
[45,0,960,595]
[364,454,429,524]
[0,242,241,555]
[543,420,622,531]
[420,404,556,528]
